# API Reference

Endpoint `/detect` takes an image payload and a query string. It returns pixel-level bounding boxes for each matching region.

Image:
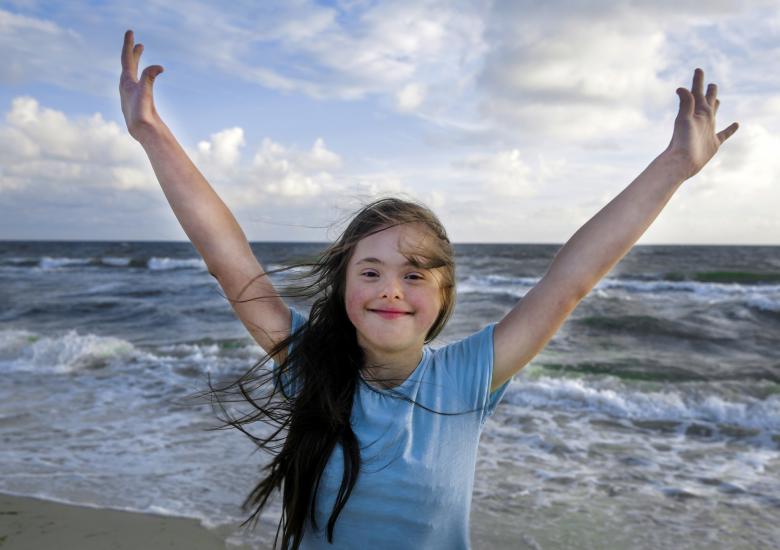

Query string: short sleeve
[433,323,512,426]
[273,307,308,398]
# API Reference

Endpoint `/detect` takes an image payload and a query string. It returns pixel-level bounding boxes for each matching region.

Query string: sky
[1,0,778,244]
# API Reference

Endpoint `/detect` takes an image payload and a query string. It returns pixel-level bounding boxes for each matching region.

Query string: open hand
[666,68,739,180]
[119,30,164,141]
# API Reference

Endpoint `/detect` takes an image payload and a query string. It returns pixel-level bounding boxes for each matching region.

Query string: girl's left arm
[490,68,739,392]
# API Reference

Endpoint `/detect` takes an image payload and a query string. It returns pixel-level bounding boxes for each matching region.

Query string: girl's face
[344,223,444,360]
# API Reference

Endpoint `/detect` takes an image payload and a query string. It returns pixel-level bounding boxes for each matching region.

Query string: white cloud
[397,82,427,111]
[301,138,344,172]
[1,1,778,243]
[245,137,343,198]
[476,3,675,143]
[453,149,538,198]
[196,127,246,167]
[123,0,489,113]
[0,95,345,208]
[657,122,780,243]
[189,131,344,201]
[0,96,154,192]
[0,9,113,94]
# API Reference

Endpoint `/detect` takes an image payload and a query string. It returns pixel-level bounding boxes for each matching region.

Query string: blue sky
[1,0,778,243]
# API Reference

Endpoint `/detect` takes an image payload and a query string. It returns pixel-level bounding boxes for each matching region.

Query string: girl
[119,29,738,550]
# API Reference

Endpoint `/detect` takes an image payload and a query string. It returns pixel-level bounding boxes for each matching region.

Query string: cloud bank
[1,1,777,243]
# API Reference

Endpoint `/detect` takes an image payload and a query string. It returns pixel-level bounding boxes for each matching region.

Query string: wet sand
[0,492,248,549]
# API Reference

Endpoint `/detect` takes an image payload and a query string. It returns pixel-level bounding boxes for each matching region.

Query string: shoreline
[0,492,255,549]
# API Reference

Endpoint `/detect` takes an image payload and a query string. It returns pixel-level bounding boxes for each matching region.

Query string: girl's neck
[360,346,424,390]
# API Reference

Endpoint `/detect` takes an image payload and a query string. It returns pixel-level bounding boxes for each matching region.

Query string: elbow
[541,271,590,307]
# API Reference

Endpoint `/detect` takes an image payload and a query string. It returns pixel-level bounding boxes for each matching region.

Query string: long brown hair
[198,197,458,549]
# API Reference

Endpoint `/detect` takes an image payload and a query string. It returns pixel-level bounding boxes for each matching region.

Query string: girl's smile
[370,309,412,319]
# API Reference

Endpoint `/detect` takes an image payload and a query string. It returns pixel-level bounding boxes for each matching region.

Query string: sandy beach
[0,492,250,550]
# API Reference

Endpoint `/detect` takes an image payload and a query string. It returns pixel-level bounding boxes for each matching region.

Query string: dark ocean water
[1,241,778,549]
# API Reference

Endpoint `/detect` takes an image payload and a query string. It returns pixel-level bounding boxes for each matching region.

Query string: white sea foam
[148,257,207,271]
[39,256,91,269]
[0,329,141,373]
[0,328,265,378]
[506,375,780,432]
[156,342,222,359]
[745,293,780,312]
[101,256,131,267]
[458,274,780,311]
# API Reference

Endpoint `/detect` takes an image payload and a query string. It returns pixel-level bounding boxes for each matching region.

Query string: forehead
[350,223,435,263]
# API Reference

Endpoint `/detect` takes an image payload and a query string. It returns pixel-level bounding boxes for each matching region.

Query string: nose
[380,276,403,300]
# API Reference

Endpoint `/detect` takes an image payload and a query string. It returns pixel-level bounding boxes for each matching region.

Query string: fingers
[705,83,718,108]
[688,68,722,115]
[680,68,737,146]
[133,43,144,67]
[691,68,705,104]
[716,122,739,144]
[121,30,136,78]
[122,30,154,85]
[676,87,694,119]
[691,68,715,115]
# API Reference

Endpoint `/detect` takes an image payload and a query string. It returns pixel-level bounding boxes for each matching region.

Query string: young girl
[119,30,738,550]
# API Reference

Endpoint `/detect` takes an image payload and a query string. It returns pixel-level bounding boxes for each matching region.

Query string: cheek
[344,294,359,316]
[344,282,366,318]
[411,290,442,319]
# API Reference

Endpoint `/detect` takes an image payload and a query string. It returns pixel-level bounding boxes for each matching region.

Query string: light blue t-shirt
[277,308,512,549]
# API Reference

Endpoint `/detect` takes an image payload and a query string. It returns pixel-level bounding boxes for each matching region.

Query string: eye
[405,272,425,280]
[360,270,379,278]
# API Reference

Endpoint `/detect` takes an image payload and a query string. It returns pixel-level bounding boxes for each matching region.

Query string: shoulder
[431,323,496,364]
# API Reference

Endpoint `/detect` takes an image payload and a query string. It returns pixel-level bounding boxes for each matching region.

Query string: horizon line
[1,239,778,247]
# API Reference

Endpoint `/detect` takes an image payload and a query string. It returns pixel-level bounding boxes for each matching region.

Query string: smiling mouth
[370,309,413,317]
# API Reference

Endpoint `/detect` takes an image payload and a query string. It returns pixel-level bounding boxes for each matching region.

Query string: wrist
[657,147,697,182]
[130,119,171,149]
[132,117,170,146]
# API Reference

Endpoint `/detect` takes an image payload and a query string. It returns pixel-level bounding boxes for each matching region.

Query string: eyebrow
[355,257,423,268]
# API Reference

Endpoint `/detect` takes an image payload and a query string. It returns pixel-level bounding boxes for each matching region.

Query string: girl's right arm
[119,30,290,357]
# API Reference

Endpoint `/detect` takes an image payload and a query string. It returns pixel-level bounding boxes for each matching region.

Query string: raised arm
[490,68,739,392]
[119,30,290,355]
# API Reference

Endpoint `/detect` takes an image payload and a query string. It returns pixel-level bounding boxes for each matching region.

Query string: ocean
[1,240,778,549]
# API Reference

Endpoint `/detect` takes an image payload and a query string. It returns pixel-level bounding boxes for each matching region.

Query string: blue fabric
[278,307,512,549]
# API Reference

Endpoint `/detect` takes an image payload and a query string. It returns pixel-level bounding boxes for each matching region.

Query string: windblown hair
[197,197,458,549]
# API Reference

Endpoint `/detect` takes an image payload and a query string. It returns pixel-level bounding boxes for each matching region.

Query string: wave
[0,329,263,376]
[457,273,780,310]
[0,329,144,373]
[147,257,207,271]
[504,374,780,434]
[538,360,780,385]
[745,294,780,313]
[40,256,92,269]
[572,315,724,342]
[0,257,311,276]
[0,256,208,272]
[459,273,780,294]
[665,271,780,284]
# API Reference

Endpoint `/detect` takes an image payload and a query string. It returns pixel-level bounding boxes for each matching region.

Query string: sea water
[0,241,778,549]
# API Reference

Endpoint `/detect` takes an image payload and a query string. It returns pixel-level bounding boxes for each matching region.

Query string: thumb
[140,65,164,87]
[716,122,739,144]
[676,87,694,119]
